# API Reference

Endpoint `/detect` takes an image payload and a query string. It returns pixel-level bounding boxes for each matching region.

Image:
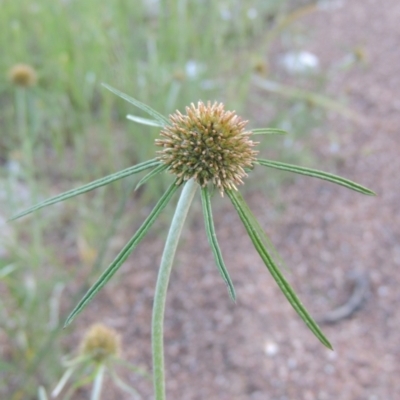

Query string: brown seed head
[156,101,258,195]
[80,323,121,363]
[8,63,37,87]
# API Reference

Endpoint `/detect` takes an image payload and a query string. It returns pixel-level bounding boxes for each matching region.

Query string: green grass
[1,0,285,163]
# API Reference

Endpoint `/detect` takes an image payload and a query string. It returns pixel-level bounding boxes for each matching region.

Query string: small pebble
[264,341,279,357]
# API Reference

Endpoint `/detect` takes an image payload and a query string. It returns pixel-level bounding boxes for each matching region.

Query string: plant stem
[15,87,43,265]
[151,178,197,400]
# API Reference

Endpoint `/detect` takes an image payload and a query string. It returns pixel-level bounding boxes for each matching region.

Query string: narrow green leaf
[64,181,180,327]
[102,83,169,125]
[112,358,151,379]
[63,355,92,368]
[252,128,287,135]
[38,386,49,400]
[227,189,332,349]
[238,196,289,274]
[201,187,236,301]
[51,367,76,398]
[110,369,142,398]
[127,114,165,127]
[252,76,362,122]
[256,158,375,196]
[10,159,160,221]
[69,365,98,389]
[91,365,105,400]
[135,163,168,191]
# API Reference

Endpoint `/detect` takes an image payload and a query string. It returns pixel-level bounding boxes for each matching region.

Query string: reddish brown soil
[73,1,400,399]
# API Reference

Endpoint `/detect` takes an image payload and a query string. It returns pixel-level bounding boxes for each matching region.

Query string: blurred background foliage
[0,0,361,398]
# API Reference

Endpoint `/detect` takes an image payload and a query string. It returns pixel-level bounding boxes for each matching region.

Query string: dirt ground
[73,1,400,399]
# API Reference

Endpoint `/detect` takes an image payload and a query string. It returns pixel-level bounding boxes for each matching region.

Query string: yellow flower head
[156,101,258,195]
[80,323,121,363]
[8,63,37,87]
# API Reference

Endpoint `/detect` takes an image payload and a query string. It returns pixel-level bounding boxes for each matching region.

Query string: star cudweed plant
[11,84,375,400]
[50,323,148,399]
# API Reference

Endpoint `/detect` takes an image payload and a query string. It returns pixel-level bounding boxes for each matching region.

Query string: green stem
[16,87,27,146]
[16,87,35,176]
[16,87,42,265]
[151,178,197,400]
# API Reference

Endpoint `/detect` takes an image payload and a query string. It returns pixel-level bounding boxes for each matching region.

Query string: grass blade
[252,128,287,135]
[201,187,236,301]
[135,163,168,191]
[64,181,180,327]
[256,158,375,196]
[102,83,170,125]
[127,114,165,127]
[10,159,160,221]
[227,189,332,349]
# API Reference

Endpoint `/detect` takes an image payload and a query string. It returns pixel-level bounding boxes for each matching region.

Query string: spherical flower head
[156,101,259,195]
[8,63,37,87]
[8,64,37,87]
[79,323,121,363]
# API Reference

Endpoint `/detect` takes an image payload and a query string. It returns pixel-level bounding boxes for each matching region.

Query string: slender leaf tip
[101,83,169,125]
[226,189,333,349]
[9,159,160,221]
[63,181,180,327]
[201,187,236,301]
[252,128,287,135]
[256,158,376,196]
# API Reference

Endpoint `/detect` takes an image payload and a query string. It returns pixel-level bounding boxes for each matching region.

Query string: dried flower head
[8,63,37,87]
[80,323,121,362]
[156,101,259,194]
